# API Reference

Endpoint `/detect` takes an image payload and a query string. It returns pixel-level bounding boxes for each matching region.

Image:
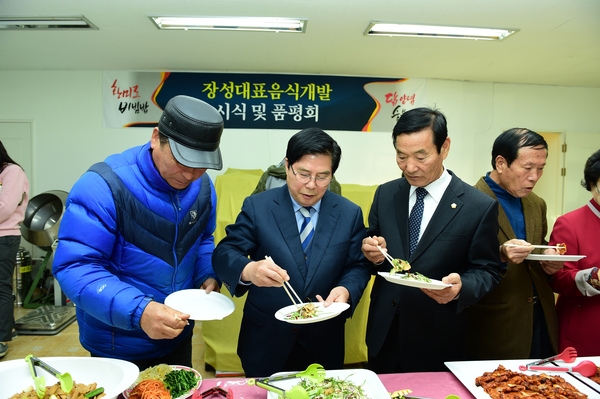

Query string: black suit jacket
[213,185,370,377]
[366,171,502,372]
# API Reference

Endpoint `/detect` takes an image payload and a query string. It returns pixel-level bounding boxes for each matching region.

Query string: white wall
[1,70,599,204]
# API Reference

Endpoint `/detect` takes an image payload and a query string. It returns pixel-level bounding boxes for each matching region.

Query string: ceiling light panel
[149,16,307,33]
[365,22,517,40]
[0,16,97,30]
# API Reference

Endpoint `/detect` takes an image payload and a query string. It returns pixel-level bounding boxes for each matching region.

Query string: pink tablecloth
[197,371,476,398]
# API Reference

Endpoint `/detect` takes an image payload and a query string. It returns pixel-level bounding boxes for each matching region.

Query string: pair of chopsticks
[265,256,303,308]
[504,244,562,249]
[377,245,396,267]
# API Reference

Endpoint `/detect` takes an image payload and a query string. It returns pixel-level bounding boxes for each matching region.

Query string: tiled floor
[1,306,216,379]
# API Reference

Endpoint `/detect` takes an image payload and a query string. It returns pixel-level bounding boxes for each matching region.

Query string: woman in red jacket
[550,149,600,356]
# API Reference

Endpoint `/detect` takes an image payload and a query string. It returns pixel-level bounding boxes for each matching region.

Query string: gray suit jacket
[213,185,370,377]
[366,171,502,372]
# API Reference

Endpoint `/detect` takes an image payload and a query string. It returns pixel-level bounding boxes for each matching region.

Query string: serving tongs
[524,346,577,367]
[518,347,599,377]
[519,360,597,377]
[25,355,46,399]
[248,363,325,399]
[27,354,74,394]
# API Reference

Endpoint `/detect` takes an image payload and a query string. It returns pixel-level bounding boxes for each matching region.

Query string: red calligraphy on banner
[384,92,416,107]
[111,79,141,99]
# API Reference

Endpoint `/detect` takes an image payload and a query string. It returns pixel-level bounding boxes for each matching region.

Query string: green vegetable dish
[285,303,319,320]
[390,258,411,274]
[163,369,200,399]
[290,376,371,399]
[388,258,432,282]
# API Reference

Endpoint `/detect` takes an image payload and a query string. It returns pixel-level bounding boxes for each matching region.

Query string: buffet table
[197,372,475,398]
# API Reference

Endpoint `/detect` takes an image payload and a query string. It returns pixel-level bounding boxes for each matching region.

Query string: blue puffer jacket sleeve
[55,169,151,330]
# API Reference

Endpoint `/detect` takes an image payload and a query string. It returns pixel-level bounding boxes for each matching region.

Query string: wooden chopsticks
[265,256,303,308]
[377,245,397,267]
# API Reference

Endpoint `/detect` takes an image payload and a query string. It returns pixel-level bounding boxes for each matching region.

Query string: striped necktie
[299,207,314,251]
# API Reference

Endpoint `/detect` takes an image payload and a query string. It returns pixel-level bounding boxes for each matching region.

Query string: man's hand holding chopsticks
[241,257,289,287]
[362,235,387,264]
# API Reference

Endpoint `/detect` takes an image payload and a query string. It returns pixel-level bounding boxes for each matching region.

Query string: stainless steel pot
[13,247,32,307]
[20,190,69,251]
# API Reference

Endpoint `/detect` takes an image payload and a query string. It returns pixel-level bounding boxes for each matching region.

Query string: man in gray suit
[362,107,503,373]
[213,127,370,377]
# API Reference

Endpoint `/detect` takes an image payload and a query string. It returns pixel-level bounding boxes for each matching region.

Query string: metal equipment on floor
[16,190,75,335]
[15,304,76,335]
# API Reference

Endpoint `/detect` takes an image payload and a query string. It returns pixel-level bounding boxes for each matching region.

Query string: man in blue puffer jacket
[53,95,223,370]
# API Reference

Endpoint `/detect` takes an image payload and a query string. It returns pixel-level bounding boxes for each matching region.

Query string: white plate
[123,365,202,399]
[378,271,453,290]
[445,358,600,399]
[0,356,139,399]
[165,289,235,320]
[266,368,388,398]
[274,302,350,324]
[526,254,586,261]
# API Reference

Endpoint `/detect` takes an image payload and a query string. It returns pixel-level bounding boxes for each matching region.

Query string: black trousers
[0,236,20,342]
[530,300,554,359]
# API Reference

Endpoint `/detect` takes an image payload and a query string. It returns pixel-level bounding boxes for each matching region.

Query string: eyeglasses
[290,166,333,187]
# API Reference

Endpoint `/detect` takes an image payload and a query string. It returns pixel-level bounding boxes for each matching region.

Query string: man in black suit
[362,107,503,373]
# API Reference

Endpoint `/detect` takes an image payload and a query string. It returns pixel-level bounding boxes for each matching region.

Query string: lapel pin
[451,203,457,209]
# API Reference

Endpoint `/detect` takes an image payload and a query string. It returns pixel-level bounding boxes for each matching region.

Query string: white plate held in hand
[165,289,235,320]
[275,302,350,324]
[378,271,452,290]
[526,254,586,262]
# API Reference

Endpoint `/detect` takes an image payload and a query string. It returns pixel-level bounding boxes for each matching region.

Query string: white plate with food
[265,368,388,399]
[165,289,235,320]
[445,358,599,399]
[378,271,452,290]
[1,356,139,399]
[274,302,350,324]
[525,254,586,262]
[123,364,202,399]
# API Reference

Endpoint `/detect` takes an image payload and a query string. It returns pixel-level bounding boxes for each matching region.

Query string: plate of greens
[123,364,202,399]
[274,302,350,324]
[266,368,387,399]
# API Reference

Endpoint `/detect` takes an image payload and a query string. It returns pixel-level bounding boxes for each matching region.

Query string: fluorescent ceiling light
[365,22,517,40]
[150,16,307,33]
[0,16,97,30]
